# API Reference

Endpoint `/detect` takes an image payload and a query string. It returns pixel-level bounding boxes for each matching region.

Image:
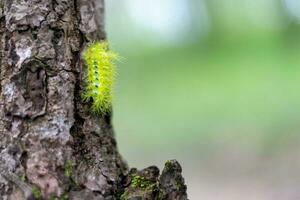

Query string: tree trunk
[0,1,188,199]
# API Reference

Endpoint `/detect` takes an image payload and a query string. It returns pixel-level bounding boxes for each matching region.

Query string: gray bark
[0,0,188,199]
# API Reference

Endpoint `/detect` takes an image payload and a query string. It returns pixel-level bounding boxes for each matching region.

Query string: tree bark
[0,1,188,199]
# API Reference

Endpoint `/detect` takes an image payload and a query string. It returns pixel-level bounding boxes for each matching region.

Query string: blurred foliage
[106,0,300,171]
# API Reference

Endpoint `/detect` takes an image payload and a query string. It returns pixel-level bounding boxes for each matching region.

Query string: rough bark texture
[0,1,188,199]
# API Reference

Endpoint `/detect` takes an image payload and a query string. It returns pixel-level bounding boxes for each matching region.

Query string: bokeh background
[106,0,300,199]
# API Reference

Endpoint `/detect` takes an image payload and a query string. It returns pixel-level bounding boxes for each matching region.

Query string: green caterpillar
[82,41,118,114]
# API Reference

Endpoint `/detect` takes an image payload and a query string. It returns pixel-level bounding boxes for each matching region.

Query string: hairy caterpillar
[82,41,118,114]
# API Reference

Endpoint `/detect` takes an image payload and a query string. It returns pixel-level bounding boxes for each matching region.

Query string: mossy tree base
[120,160,188,200]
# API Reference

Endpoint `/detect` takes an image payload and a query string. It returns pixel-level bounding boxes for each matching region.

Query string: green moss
[95,169,101,177]
[50,196,58,200]
[20,175,26,182]
[120,173,159,199]
[60,193,69,200]
[32,185,42,199]
[64,160,74,178]
[130,174,153,189]
[175,177,185,190]
[164,160,173,171]
[50,193,69,200]
[120,189,129,200]
[157,191,166,200]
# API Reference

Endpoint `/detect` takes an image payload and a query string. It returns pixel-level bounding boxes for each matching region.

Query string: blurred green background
[107,0,300,199]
